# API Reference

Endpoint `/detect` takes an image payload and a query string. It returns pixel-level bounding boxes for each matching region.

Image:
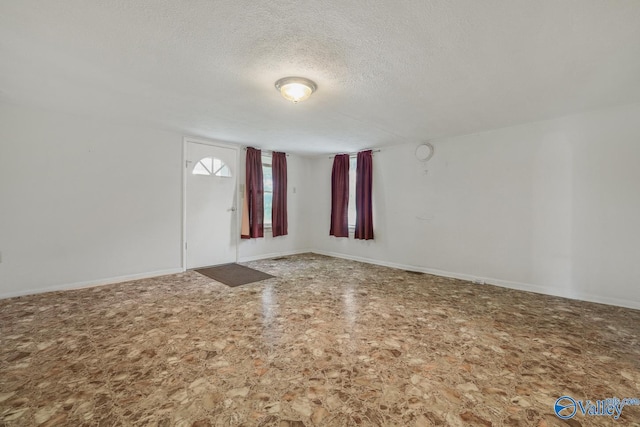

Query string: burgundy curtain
[355,150,374,240]
[272,152,288,237]
[330,154,350,237]
[242,147,264,239]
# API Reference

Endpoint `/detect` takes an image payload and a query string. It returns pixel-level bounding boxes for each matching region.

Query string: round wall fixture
[415,143,434,162]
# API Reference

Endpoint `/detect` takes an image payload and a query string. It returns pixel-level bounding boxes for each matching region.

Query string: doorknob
[227,207,237,212]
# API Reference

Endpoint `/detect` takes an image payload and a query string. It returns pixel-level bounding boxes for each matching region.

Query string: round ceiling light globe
[275,77,317,103]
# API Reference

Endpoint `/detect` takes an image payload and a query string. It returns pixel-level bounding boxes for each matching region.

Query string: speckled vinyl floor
[1,253,639,426]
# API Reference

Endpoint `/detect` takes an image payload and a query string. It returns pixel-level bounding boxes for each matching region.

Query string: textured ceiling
[1,0,640,154]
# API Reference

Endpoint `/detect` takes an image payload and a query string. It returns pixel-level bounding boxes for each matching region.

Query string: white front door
[185,141,238,269]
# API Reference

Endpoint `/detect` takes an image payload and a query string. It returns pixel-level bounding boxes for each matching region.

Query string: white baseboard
[0,268,183,300]
[238,249,312,263]
[311,250,640,311]
[4,250,638,311]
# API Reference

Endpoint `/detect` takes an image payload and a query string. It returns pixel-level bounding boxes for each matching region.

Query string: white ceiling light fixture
[275,77,317,104]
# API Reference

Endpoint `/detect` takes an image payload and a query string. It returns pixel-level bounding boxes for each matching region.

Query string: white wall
[0,101,312,298]
[0,101,185,297]
[238,151,312,261]
[309,103,640,309]
[569,105,640,305]
[3,99,639,308]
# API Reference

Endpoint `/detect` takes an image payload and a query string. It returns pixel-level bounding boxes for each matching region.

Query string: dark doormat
[194,263,274,287]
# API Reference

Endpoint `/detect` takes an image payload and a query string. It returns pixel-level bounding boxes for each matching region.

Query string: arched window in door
[192,157,232,177]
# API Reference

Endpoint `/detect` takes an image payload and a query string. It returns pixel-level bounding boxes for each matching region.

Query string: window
[192,157,232,177]
[348,156,357,228]
[262,154,273,227]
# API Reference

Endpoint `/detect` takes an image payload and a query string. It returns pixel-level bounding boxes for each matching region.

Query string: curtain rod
[327,149,381,159]
[243,147,289,156]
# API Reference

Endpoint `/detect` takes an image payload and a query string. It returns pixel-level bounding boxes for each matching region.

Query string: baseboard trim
[238,249,312,263]
[0,268,183,300]
[3,251,638,311]
[311,250,640,311]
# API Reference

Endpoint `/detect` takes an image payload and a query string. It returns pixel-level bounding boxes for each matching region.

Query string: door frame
[182,136,241,271]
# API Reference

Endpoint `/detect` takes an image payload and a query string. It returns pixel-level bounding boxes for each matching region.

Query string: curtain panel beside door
[241,147,264,239]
